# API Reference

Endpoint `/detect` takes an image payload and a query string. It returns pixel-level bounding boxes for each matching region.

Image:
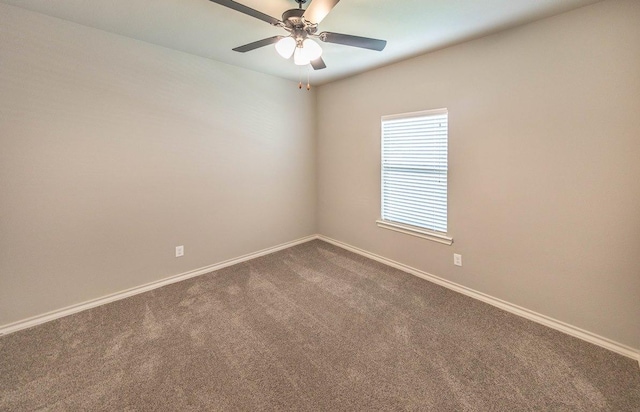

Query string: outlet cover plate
[453,253,462,267]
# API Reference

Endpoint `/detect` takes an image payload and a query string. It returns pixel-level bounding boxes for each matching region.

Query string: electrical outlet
[453,253,462,267]
[175,245,184,257]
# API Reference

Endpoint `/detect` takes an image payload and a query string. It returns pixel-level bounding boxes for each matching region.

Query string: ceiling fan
[207,0,387,71]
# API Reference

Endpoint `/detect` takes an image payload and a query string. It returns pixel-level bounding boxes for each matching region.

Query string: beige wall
[317,0,640,350]
[0,4,316,326]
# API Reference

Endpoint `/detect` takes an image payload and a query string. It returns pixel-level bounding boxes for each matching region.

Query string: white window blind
[381,109,448,234]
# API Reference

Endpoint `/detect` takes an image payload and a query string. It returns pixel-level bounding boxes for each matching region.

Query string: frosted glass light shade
[294,47,311,66]
[302,38,323,60]
[275,37,296,59]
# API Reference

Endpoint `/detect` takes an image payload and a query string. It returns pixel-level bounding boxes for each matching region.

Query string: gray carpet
[1,240,639,411]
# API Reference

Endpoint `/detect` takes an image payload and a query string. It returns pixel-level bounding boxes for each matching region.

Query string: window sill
[376,220,453,245]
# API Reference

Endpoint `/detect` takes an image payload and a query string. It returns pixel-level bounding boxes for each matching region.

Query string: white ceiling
[2,0,601,85]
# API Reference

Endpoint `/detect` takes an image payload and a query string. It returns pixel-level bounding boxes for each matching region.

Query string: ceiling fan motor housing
[282,8,318,43]
[282,8,305,25]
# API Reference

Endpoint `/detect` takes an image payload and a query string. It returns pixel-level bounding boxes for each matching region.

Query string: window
[377,108,452,245]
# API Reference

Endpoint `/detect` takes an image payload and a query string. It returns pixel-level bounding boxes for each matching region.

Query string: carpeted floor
[1,240,639,411]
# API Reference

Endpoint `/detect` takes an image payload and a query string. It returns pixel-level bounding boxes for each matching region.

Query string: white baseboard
[2,233,638,367]
[317,235,640,363]
[0,235,317,337]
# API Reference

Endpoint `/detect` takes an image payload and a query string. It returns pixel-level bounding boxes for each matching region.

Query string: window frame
[376,108,453,245]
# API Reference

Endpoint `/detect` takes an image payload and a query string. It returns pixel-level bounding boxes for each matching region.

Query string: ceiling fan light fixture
[275,36,296,59]
[294,47,311,66]
[302,38,323,60]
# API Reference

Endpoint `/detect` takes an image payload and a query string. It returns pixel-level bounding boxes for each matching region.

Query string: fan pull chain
[296,66,311,91]
[298,67,303,89]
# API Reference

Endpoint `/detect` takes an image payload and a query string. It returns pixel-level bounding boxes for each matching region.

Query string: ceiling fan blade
[303,0,340,24]
[232,36,283,53]
[208,0,281,26]
[310,57,327,70]
[319,32,387,51]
